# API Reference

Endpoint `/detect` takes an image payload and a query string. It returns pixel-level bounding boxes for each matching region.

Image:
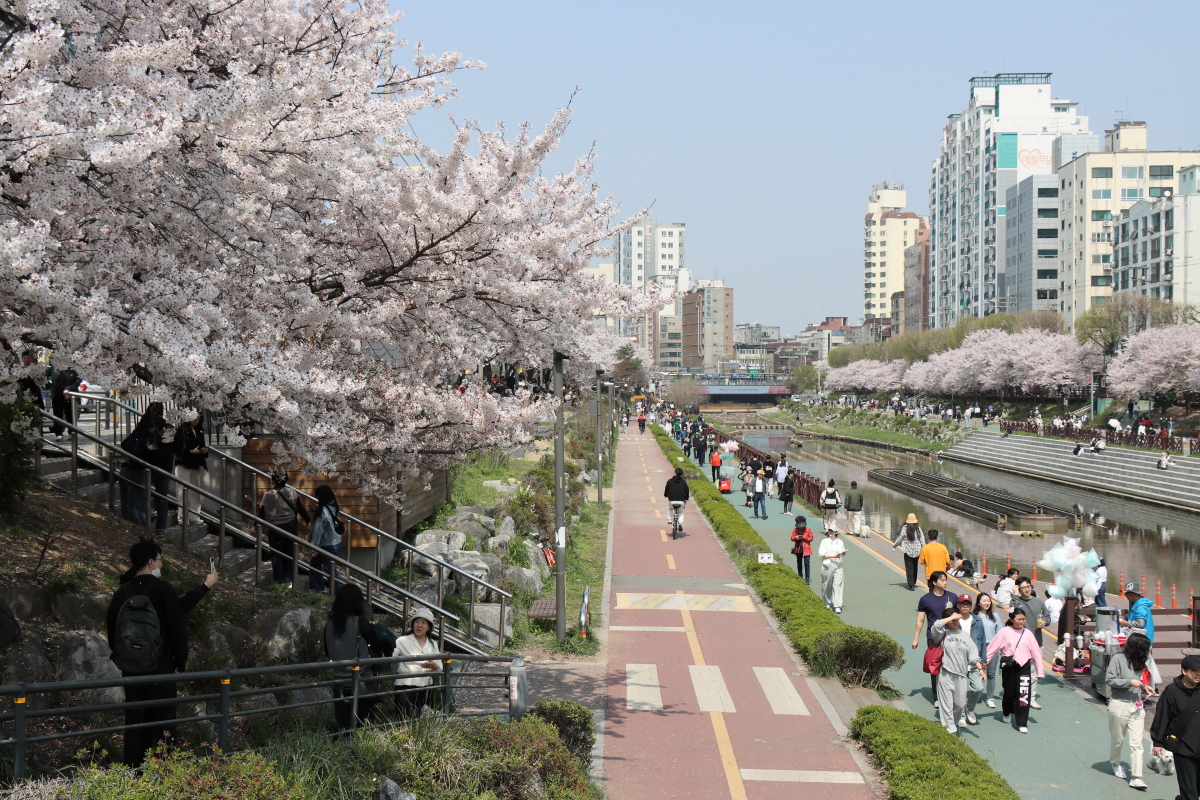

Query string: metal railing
[30,408,499,654]
[0,652,526,782]
[58,392,513,635]
[1000,420,1186,454]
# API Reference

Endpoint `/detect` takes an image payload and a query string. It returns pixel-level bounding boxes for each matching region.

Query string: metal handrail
[63,391,513,602]
[32,408,469,636]
[0,652,526,782]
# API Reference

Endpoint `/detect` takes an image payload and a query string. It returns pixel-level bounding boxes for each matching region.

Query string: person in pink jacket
[986,608,1044,733]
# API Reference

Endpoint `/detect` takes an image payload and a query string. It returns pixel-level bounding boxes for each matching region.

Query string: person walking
[986,608,1043,733]
[393,608,440,719]
[994,567,1020,612]
[763,456,776,497]
[48,366,80,439]
[1151,654,1200,800]
[774,457,788,498]
[790,515,814,585]
[819,524,846,614]
[930,604,986,734]
[1012,577,1048,709]
[324,584,389,733]
[752,470,768,520]
[172,410,209,520]
[971,593,1003,709]
[912,571,956,708]
[843,481,865,537]
[1106,633,1155,790]
[119,413,161,527]
[16,351,46,411]
[892,514,925,591]
[918,529,953,584]
[1096,559,1109,608]
[740,463,753,508]
[818,479,841,529]
[308,485,343,592]
[709,449,722,483]
[779,469,795,514]
[142,403,174,534]
[256,468,311,587]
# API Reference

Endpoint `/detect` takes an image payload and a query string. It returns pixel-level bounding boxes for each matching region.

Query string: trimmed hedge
[650,426,703,479]
[850,705,1021,800]
[649,426,903,688]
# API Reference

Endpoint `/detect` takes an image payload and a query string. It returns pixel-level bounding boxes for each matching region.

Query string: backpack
[368,623,397,659]
[111,590,163,675]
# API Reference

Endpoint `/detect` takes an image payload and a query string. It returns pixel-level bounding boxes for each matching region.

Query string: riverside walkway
[601,431,878,800]
[685,443,1183,800]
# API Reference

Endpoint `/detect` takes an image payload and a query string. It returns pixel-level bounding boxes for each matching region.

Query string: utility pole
[554,347,568,641]
[595,369,605,504]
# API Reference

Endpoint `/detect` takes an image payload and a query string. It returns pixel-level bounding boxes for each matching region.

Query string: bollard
[1142,575,1147,596]
[12,687,26,782]
[982,550,987,576]
[1156,579,1162,608]
[1120,571,1126,590]
[442,659,454,713]
[1173,584,1177,609]
[1032,557,1037,582]
[508,656,527,721]
[1006,553,1011,570]
[218,674,231,751]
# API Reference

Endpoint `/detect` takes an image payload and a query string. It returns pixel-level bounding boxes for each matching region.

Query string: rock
[290,685,334,721]
[504,565,543,596]
[415,530,468,552]
[373,777,417,800]
[457,504,490,516]
[446,515,490,540]
[525,771,545,798]
[447,511,494,531]
[214,624,250,665]
[218,548,257,578]
[50,591,109,633]
[444,551,491,596]
[486,536,510,555]
[477,553,503,583]
[579,471,593,484]
[409,541,449,576]
[0,584,51,620]
[0,601,20,648]
[2,636,54,710]
[249,606,312,662]
[59,631,123,705]
[470,603,513,649]
[523,540,550,579]
[570,514,580,523]
[499,516,515,538]
[409,578,455,607]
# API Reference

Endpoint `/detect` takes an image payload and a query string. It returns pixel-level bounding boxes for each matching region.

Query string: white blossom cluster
[0,0,668,500]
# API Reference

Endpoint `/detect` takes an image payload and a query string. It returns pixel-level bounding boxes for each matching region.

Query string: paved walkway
[602,431,879,800]
[684,441,1182,800]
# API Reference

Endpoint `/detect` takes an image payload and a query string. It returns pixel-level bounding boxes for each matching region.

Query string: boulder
[477,553,503,583]
[414,530,468,552]
[289,685,334,721]
[470,603,514,649]
[457,504,497,517]
[50,591,109,633]
[498,516,515,538]
[445,514,490,540]
[2,636,54,710]
[409,578,456,607]
[0,584,51,620]
[523,540,550,580]
[504,565,543,596]
[249,606,312,662]
[373,777,417,800]
[444,551,491,597]
[409,541,449,576]
[486,536,510,556]
[214,624,250,665]
[0,601,20,648]
[59,631,123,705]
[218,548,258,578]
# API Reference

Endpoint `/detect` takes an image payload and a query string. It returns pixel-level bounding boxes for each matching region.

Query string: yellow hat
[905,513,918,524]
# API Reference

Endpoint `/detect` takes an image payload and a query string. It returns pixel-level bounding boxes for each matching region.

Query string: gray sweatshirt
[931,618,982,677]
[1105,653,1149,703]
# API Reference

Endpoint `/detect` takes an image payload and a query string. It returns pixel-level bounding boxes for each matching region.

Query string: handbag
[922,645,944,675]
[999,629,1026,670]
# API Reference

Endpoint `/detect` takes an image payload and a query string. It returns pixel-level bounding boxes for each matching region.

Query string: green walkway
[692,447,1176,800]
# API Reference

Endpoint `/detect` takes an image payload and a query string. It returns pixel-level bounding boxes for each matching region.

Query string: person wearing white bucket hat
[394,608,440,718]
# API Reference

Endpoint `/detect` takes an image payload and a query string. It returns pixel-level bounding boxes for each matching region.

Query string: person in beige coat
[393,608,440,718]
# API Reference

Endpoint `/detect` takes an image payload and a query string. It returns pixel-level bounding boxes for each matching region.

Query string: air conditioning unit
[1102,221,1113,227]
[1163,188,1174,198]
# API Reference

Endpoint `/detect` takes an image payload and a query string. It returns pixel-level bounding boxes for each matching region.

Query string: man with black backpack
[106,538,217,767]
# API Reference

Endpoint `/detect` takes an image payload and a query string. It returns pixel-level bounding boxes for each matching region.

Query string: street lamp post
[595,369,605,504]
[553,348,568,641]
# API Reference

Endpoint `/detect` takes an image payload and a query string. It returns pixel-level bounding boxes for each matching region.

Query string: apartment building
[1111,192,1200,306]
[579,262,617,333]
[863,183,924,322]
[1004,175,1063,313]
[681,280,734,374]
[929,73,1090,328]
[794,317,851,363]
[1055,122,1200,329]
[734,322,781,345]
[901,220,931,334]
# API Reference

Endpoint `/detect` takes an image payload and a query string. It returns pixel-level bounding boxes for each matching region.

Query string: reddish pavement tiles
[602,432,875,800]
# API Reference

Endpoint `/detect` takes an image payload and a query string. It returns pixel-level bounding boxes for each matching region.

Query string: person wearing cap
[918,529,952,585]
[1121,583,1156,643]
[844,481,865,537]
[752,469,768,519]
[394,608,441,719]
[930,604,986,734]
[790,515,815,585]
[892,514,925,591]
[819,524,846,614]
[1151,654,1200,800]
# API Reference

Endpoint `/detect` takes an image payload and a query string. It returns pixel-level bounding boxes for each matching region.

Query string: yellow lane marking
[655,510,662,518]
[660,529,668,542]
[616,593,755,612]
[667,554,676,570]
[645,477,651,482]
[650,498,656,504]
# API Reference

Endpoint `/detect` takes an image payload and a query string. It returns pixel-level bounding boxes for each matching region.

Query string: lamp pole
[554,347,568,641]
[595,369,605,504]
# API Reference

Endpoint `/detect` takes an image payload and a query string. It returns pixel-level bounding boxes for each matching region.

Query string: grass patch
[650,425,903,690]
[773,404,962,452]
[851,705,1021,800]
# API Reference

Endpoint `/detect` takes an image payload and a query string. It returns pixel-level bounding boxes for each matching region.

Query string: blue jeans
[309,543,340,592]
[795,553,810,583]
[752,492,766,517]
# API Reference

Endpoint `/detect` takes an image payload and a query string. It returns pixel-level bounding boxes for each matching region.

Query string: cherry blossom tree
[1107,325,1200,399]
[0,0,666,499]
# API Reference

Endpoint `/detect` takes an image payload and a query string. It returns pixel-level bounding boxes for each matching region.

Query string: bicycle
[669,501,684,539]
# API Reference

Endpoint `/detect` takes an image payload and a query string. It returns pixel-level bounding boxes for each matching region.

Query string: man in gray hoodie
[930,600,986,734]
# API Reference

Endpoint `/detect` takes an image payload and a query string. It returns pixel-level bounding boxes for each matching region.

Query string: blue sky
[390,0,1200,335]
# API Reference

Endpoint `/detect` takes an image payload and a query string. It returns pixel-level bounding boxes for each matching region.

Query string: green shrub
[0,400,38,512]
[527,699,596,765]
[547,628,600,657]
[481,715,590,797]
[649,427,702,479]
[850,705,1021,800]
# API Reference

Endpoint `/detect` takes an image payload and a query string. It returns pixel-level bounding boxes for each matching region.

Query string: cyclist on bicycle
[664,467,690,531]
[637,412,646,434]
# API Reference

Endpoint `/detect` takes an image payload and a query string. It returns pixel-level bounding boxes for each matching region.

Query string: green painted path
[692,446,1178,800]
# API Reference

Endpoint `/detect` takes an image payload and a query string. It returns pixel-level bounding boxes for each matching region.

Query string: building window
[1037,249,1059,257]
[1037,208,1058,218]
[1092,167,1113,179]
[1091,275,1113,287]
[1149,187,1172,197]
[1092,189,1112,199]
[1037,188,1059,198]
[1037,229,1057,239]
[1121,166,1145,180]
[1120,270,1129,290]
[1054,105,1069,112]
[1036,289,1059,299]
[1149,165,1174,179]
[1121,188,1144,200]
[1092,210,1113,221]
[1092,254,1112,264]
[1036,269,1058,279]
[1091,232,1113,243]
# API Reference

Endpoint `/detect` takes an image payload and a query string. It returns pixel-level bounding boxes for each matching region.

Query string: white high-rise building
[612,219,690,369]
[929,73,1090,327]
[863,183,923,323]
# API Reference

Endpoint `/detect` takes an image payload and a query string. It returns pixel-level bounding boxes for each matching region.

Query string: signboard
[702,385,790,395]
[757,553,775,564]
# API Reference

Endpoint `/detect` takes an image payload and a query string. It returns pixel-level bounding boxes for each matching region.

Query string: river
[743,431,1200,600]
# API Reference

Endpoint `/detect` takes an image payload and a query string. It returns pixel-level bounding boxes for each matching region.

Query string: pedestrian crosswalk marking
[616,593,755,612]
[740,769,864,784]
[689,665,736,713]
[752,667,810,715]
[625,664,663,711]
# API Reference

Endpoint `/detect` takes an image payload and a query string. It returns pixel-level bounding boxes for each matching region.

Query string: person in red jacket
[709,450,722,482]
[791,515,815,585]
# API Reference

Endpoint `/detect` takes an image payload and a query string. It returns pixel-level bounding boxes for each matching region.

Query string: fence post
[181,486,189,537]
[218,673,231,752]
[12,687,26,782]
[508,657,527,721]
[349,666,361,732]
[218,506,227,572]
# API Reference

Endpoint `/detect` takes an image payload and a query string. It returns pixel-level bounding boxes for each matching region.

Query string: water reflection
[746,432,1200,598]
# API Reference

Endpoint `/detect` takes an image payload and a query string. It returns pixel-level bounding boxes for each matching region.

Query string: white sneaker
[834,607,842,614]
[1030,700,1042,709]
[1018,726,1028,733]
[985,698,996,708]
[945,724,957,734]
[1129,778,1147,790]
[1002,714,1011,723]
[965,712,977,725]
[1112,764,1128,779]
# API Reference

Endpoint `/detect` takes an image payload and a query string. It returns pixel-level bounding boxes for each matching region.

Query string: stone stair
[944,428,1200,511]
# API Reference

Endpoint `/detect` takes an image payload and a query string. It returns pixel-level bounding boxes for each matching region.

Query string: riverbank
[760,407,953,453]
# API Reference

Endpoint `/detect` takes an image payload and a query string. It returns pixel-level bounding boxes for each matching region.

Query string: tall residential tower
[863,183,924,324]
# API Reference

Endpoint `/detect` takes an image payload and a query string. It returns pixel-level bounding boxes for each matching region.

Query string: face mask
[151,568,162,578]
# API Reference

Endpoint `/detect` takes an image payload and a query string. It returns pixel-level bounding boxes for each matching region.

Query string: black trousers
[123,677,177,767]
[903,554,919,590]
[268,519,298,584]
[711,465,720,482]
[1001,660,1033,726]
[50,393,74,435]
[333,683,379,733]
[395,686,434,720]
[1176,753,1200,800]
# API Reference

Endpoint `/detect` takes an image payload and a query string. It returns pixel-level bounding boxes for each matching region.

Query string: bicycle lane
[602,432,877,800]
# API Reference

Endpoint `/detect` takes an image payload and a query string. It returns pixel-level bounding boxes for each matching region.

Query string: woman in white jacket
[393,608,440,718]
